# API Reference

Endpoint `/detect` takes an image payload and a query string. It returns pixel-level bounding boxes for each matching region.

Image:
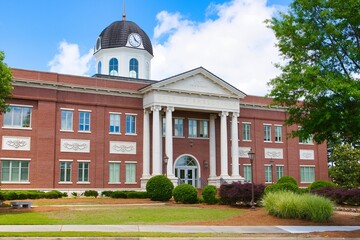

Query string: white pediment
[141,67,246,99]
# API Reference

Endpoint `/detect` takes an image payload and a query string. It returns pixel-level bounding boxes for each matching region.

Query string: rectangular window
[162,117,166,136]
[276,165,284,181]
[3,105,32,128]
[265,165,272,183]
[243,165,252,182]
[174,118,184,137]
[109,113,121,133]
[199,120,208,138]
[300,166,315,183]
[263,125,271,142]
[77,162,89,182]
[242,123,251,141]
[1,160,29,182]
[125,163,136,183]
[79,111,91,132]
[126,115,136,134]
[188,119,197,137]
[109,162,121,183]
[61,110,73,131]
[299,135,313,144]
[60,161,72,182]
[275,125,282,142]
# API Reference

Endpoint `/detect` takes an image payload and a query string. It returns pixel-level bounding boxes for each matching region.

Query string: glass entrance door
[177,168,195,186]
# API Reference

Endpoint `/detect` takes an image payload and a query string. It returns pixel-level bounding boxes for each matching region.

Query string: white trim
[109,112,122,115]
[125,182,137,184]
[78,109,92,112]
[60,130,74,133]
[77,160,91,162]
[78,131,91,134]
[1,181,30,184]
[109,161,121,163]
[76,182,90,184]
[59,159,73,162]
[0,158,31,161]
[108,182,121,184]
[60,108,74,111]
[242,122,251,124]
[2,127,32,131]
[263,123,272,126]
[7,104,33,108]
[125,113,138,116]
[300,165,316,167]
[125,161,137,164]
[58,182,73,184]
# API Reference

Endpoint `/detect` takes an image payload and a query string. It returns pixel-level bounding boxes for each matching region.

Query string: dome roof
[97,20,153,56]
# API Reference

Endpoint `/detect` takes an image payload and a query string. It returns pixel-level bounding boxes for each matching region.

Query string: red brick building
[0,17,328,192]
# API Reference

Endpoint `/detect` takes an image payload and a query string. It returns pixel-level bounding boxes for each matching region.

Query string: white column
[151,105,162,175]
[231,112,240,177]
[142,109,150,177]
[220,111,229,177]
[209,114,217,178]
[165,106,174,177]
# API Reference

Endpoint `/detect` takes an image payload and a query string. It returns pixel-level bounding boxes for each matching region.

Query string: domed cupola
[94,16,153,80]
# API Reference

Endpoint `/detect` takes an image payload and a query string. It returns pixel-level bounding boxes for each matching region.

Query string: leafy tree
[0,51,13,113]
[267,0,360,145]
[328,144,360,189]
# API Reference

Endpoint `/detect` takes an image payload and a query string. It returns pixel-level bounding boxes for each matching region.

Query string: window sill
[109,132,121,135]
[108,182,121,184]
[2,127,32,131]
[125,182,137,184]
[188,137,209,140]
[242,140,252,142]
[173,136,185,138]
[58,182,73,184]
[125,133,137,136]
[60,130,74,132]
[275,141,283,144]
[78,131,91,134]
[76,182,90,184]
[299,143,314,145]
[264,141,273,143]
[1,181,30,184]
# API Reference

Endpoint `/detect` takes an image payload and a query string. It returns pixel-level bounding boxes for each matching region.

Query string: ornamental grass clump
[262,191,334,222]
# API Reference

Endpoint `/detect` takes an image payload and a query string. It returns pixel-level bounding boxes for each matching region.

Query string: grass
[262,191,334,222]
[0,205,242,225]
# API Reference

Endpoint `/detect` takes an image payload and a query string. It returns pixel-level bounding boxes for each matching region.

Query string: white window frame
[274,125,283,143]
[109,161,121,184]
[125,161,137,184]
[263,124,272,142]
[264,164,273,183]
[125,113,137,135]
[59,160,73,184]
[243,164,252,183]
[109,112,121,134]
[188,119,197,138]
[276,165,284,181]
[77,160,90,184]
[78,110,91,133]
[300,165,315,183]
[60,108,74,132]
[0,158,30,183]
[242,122,251,141]
[174,118,184,137]
[199,120,209,138]
[3,104,33,129]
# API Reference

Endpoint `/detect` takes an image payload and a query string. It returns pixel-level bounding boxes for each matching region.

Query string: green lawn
[0,206,242,225]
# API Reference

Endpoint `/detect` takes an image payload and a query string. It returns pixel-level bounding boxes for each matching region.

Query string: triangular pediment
[141,67,246,99]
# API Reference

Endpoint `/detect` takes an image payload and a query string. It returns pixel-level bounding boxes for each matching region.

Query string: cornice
[240,102,287,112]
[12,78,143,98]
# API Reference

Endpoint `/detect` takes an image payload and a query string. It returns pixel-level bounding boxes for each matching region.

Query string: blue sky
[0,0,292,95]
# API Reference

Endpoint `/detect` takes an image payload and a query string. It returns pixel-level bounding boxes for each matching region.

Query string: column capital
[151,105,162,112]
[232,112,239,118]
[165,106,175,112]
[219,111,228,117]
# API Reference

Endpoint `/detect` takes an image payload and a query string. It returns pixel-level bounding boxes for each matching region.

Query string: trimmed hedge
[146,175,174,201]
[265,183,300,194]
[1,190,64,200]
[173,184,198,204]
[277,176,298,186]
[84,190,99,198]
[202,185,218,204]
[308,180,337,191]
[219,182,265,206]
[111,191,128,199]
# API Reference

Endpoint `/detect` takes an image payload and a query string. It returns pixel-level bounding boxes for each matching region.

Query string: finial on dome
[122,0,126,20]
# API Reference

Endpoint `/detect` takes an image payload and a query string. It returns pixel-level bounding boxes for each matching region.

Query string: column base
[140,176,151,189]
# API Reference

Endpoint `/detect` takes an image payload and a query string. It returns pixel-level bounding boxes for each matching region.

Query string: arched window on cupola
[129,58,138,78]
[97,61,102,74]
[109,58,119,76]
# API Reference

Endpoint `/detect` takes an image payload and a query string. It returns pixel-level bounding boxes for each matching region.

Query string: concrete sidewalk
[0,225,358,234]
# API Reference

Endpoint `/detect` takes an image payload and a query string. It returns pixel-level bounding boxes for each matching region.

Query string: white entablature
[141,67,246,112]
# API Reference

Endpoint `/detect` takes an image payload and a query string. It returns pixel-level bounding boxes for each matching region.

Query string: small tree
[146,175,174,201]
[0,51,13,114]
[329,144,360,189]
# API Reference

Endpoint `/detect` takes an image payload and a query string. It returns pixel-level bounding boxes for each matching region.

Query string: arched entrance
[174,155,199,188]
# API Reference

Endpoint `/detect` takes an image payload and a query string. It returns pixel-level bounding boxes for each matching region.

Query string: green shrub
[45,190,63,199]
[146,175,174,201]
[202,185,218,204]
[277,176,298,186]
[308,180,337,191]
[265,183,300,194]
[0,192,4,201]
[126,191,149,199]
[111,191,128,199]
[262,191,334,222]
[173,184,198,204]
[101,190,113,197]
[84,190,99,198]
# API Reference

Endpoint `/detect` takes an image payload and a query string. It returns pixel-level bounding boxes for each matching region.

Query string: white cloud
[48,41,93,76]
[152,0,282,96]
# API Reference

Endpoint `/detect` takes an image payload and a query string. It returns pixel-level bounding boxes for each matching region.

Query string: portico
[140,68,246,188]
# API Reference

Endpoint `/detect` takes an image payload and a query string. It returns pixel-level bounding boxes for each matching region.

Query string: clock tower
[93,15,153,79]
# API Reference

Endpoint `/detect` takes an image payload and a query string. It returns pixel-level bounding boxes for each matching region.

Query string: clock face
[129,33,142,47]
